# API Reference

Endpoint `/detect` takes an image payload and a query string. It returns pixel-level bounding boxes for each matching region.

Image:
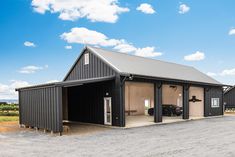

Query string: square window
[211,98,220,108]
[84,53,89,65]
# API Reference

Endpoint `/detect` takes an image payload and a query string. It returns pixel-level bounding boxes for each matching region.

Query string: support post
[183,84,189,119]
[204,87,209,117]
[114,74,125,127]
[221,87,224,116]
[154,82,162,123]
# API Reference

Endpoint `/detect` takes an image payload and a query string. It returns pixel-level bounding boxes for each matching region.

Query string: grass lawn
[0,116,19,122]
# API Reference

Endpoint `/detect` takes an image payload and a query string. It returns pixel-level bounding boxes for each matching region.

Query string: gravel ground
[1,116,235,157]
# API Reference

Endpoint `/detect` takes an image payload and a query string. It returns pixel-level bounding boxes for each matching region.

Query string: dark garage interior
[63,80,114,125]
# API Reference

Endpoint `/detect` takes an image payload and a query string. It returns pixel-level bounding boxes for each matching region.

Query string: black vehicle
[162,104,182,116]
[148,104,183,116]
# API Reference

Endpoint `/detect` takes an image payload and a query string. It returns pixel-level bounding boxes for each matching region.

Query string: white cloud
[184,51,205,61]
[31,0,129,23]
[65,45,72,49]
[135,47,162,57]
[61,27,121,47]
[46,80,60,83]
[179,4,190,14]
[206,68,235,78]
[61,27,162,58]
[18,65,48,74]
[24,41,36,47]
[207,72,217,77]
[229,28,235,36]
[113,43,137,53]
[0,84,9,94]
[136,3,155,14]
[220,68,235,76]
[0,80,30,99]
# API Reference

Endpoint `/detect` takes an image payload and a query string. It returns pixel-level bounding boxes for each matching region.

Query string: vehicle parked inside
[148,104,183,116]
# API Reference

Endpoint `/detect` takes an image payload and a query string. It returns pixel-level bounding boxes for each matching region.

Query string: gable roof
[86,46,222,86]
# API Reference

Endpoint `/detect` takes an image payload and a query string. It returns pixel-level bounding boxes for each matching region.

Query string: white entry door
[104,97,112,125]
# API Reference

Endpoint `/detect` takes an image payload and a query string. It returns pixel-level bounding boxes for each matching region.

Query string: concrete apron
[65,116,223,130]
[123,115,224,129]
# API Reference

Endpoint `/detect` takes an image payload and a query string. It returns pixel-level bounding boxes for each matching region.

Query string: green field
[0,116,19,122]
[0,104,19,122]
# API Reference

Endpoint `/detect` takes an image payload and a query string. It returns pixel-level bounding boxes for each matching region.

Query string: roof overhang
[120,73,226,87]
[58,75,115,87]
[16,76,115,91]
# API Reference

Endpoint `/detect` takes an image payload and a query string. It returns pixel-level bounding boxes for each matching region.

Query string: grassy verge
[0,116,19,122]
[0,111,19,116]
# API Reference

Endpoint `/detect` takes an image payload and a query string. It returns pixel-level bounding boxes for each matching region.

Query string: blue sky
[1,0,235,99]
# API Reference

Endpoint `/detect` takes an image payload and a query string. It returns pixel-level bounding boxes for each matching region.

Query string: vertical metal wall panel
[18,92,22,124]
[224,88,235,107]
[18,86,63,133]
[204,86,223,116]
[53,88,56,131]
[65,50,116,81]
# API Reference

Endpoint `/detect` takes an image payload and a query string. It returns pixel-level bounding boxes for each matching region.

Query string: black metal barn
[16,46,224,134]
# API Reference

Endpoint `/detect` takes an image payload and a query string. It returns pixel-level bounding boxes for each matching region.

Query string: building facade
[16,46,224,133]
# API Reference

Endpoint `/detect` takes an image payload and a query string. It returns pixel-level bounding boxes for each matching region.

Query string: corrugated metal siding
[65,50,116,81]
[224,88,235,107]
[67,81,115,125]
[204,87,223,116]
[19,86,63,133]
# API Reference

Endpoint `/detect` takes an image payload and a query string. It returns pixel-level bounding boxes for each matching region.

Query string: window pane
[84,53,89,65]
[107,114,111,122]
[211,98,219,108]
[106,99,111,113]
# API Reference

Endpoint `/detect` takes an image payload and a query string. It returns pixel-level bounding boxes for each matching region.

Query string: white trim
[104,97,112,125]
[84,53,89,65]
[211,98,220,108]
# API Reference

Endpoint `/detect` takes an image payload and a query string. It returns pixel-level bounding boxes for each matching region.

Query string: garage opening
[189,86,204,119]
[162,84,184,123]
[62,80,113,129]
[125,82,155,127]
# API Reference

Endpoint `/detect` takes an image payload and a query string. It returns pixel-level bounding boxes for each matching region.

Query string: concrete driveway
[1,116,235,157]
